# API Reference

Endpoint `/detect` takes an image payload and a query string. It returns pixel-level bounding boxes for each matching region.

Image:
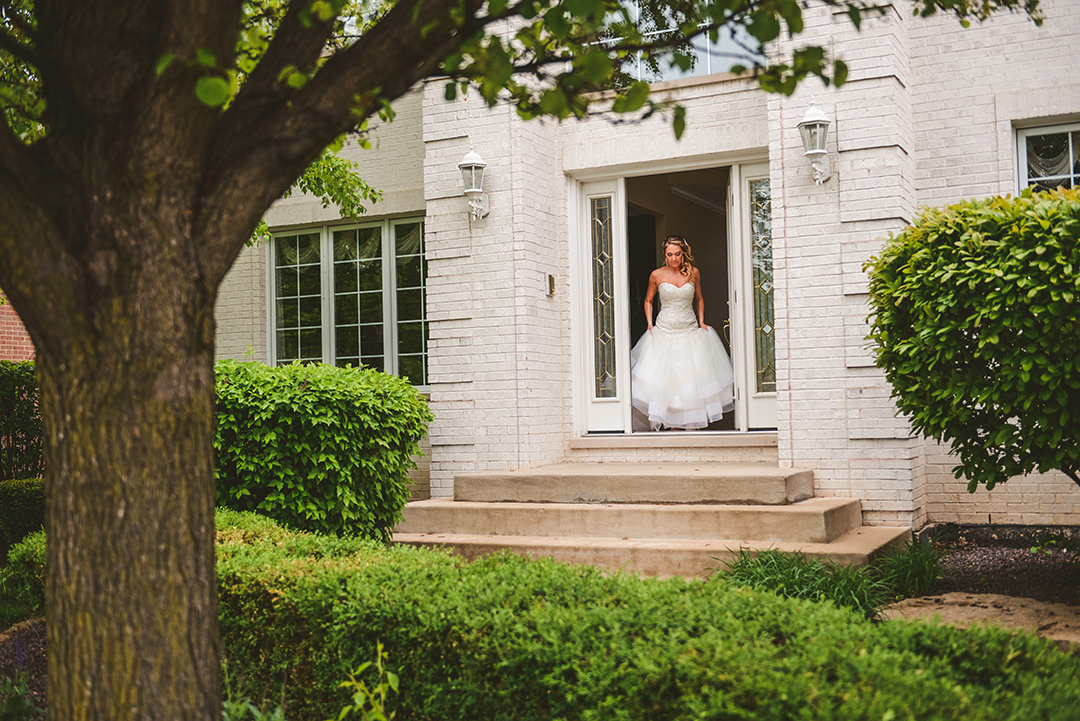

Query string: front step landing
[397,496,861,545]
[393,526,911,579]
[454,462,813,505]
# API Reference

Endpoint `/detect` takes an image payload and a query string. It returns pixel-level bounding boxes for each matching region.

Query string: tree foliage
[866,188,1080,491]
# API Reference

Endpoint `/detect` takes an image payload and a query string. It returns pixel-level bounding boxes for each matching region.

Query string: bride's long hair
[663,236,695,280]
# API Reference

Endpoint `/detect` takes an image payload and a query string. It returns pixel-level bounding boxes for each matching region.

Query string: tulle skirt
[630,325,735,430]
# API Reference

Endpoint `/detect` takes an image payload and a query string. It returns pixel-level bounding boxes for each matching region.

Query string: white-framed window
[1018,123,1080,192]
[613,2,763,85]
[271,218,428,386]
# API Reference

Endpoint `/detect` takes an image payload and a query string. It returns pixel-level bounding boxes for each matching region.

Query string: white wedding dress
[630,282,735,430]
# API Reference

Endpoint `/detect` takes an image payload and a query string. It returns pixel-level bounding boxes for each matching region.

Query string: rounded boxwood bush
[866,188,1080,490]
[214,360,432,540]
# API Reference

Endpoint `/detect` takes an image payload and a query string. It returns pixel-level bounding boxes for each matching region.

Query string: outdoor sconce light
[797,102,832,185]
[459,146,489,220]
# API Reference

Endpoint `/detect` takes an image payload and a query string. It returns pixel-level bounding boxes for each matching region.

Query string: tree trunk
[36,232,222,719]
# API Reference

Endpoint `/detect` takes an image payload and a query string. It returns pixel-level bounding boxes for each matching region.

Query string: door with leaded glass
[576,179,632,432]
[732,163,777,429]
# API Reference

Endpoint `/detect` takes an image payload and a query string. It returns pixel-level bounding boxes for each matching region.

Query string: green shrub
[0,478,44,558]
[865,187,1080,490]
[214,360,432,541]
[0,530,46,624]
[8,514,1080,720]
[213,513,1080,721]
[0,361,42,482]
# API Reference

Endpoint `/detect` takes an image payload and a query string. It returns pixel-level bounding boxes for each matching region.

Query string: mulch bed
[0,617,46,716]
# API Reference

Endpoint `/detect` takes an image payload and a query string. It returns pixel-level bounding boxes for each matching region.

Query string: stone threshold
[569,431,778,450]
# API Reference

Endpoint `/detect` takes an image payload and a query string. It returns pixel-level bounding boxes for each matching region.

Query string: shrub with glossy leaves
[214,360,432,540]
[866,188,1080,490]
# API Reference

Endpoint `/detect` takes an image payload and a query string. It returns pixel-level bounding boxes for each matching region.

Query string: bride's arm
[644,271,659,330]
[693,268,707,328]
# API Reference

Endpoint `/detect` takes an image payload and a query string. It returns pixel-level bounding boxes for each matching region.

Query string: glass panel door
[750,178,775,394]
[736,164,777,429]
[578,179,630,432]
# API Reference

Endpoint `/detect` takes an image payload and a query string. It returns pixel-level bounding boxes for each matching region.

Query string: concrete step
[392,525,912,579]
[397,496,861,544]
[453,462,813,505]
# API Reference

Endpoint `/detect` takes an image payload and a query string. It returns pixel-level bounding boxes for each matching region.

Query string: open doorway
[626,168,736,432]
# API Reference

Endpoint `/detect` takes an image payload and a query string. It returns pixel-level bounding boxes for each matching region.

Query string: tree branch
[0,24,39,68]
[197,0,492,284]
[235,0,338,112]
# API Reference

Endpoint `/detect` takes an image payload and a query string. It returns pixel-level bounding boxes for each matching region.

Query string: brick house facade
[213,0,1080,530]
[0,293,34,362]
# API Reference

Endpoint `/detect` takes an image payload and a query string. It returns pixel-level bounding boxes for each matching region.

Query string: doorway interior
[626,168,735,432]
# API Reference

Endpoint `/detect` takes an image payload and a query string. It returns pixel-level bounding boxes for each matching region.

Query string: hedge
[0,360,42,482]
[214,360,433,540]
[5,512,1080,720]
[0,478,44,559]
[211,512,1080,721]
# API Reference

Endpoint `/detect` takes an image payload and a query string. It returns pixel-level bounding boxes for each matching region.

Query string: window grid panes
[274,232,322,364]
[272,220,427,387]
[1019,124,1080,192]
[612,2,764,85]
[394,222,428,386]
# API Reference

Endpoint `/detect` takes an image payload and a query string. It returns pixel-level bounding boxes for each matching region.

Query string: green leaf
[580,48,612,85]
[833,59,849,87]
[673,106,686,140]
[847,5,863,30]
[155,53,176,78]
[195,77,230,107]
[613,81,649,113]
[196,48,216,68]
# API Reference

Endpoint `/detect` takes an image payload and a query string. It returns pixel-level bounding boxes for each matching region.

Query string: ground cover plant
[717,541,945,619]
[4,513,1077,721]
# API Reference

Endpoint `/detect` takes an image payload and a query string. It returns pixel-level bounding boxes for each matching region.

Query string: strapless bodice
[656,282,697,331]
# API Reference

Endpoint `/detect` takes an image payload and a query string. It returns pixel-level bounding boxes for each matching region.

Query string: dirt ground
[886,592,1080,649]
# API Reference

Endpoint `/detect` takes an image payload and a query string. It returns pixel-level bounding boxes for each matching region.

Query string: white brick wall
[213,0,1080,525]
[215,244,268,363]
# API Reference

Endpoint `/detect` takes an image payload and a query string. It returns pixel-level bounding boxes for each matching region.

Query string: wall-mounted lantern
[459,147,489,220]
[797,102,832,185]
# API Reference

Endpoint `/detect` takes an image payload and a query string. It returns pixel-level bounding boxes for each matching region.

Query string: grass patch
[714,540,945,620]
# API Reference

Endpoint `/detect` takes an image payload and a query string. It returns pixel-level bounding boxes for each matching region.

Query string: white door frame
[732,163,777,429]
[569,153,771,436]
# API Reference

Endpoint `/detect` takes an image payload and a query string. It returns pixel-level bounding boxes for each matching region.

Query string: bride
[630,235,735,430]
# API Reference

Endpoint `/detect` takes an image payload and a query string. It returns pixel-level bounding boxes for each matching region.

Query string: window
[1018,123,1080,192]
[272,219,428,386]
[610,1,763,85]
